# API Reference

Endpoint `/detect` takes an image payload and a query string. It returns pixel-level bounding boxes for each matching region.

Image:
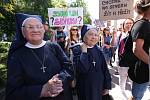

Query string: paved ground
[109,63,150,100]
[73,63,150,100]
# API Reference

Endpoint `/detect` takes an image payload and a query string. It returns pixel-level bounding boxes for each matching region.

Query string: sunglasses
[71,29,78,31]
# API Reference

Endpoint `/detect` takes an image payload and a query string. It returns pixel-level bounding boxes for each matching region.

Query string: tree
[51,0,67,8]
[0,0,16,41]
[69,0,91,24]
[0,0,55,41]
[0,0,91,41]
[14,0,67,19]
[14,0,52,19]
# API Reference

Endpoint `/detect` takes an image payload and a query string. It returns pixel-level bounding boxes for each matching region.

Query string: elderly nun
[6,16,73,100]
[71,25,112,100]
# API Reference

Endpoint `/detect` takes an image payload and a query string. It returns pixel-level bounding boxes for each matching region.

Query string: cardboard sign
[48,7,83,26]
[94,19,106,27]
[99,0,134,20]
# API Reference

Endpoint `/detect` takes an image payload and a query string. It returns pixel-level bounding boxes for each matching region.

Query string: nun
[72,25,112,100]
[6,16,73,100]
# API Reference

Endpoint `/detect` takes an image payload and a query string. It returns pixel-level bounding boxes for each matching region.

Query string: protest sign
[48,7,83,26]
[94,19,106,27]
[99,0,134,20]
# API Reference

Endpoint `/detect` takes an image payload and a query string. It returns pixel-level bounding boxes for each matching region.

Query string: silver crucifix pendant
[41,66,47,73]
[92,61,96,67]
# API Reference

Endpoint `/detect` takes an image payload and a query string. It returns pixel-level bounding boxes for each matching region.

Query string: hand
[40,74,63,97]
[40,82,51,97]
[48,75,63,93]
[81,43,88,53]
[48,74,63,97]
[102,89,109,95]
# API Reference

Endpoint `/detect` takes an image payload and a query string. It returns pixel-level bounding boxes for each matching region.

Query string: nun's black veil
[7,13,42,64]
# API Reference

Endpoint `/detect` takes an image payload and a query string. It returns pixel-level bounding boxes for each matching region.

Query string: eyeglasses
[71,29,78,31]
[87,32,99,37]
[22,25,43,30]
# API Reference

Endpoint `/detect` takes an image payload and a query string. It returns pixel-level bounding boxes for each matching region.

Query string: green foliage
[69,0,92,24]
[0,42,11,53]
[14,0,51,18]
[0,42,11,87]
[83,14,92,24]
[51,0,67,8]
[0,64,7,87]
[0,0,54,40]
[0,1,16,41]
[0,0,92,42]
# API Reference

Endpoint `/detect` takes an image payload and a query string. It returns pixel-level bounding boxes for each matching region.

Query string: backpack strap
[118,34,130,55]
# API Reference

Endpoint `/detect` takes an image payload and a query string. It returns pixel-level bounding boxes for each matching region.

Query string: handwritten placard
[94,19,106,27]
[99,0,134,20]
[48,7,83,26]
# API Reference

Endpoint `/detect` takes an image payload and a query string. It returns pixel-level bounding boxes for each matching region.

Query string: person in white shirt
[117,18,134,100]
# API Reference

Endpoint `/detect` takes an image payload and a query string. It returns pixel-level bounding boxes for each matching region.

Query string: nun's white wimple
[21,17,42,27]
[21,17,43,38]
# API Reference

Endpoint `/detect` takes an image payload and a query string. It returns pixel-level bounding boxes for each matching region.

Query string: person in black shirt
[56,26,66,52]
[128,0,150,100]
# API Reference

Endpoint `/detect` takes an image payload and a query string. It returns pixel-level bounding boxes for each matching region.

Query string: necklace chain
[30,47,46,72]
[90,51,96,67]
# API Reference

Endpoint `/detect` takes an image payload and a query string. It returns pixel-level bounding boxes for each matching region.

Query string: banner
[93,19,106,27]
[99,0,134,20]
[48,7,83,26]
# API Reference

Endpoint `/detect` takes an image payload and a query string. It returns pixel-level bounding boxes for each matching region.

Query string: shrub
[0,42,11,87]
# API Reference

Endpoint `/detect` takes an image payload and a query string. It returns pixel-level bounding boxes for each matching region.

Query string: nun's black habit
[72,45,111,100]
[6,13,73,100]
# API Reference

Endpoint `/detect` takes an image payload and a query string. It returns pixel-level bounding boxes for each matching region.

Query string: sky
[66,0,99,19]
[84,0,99,19]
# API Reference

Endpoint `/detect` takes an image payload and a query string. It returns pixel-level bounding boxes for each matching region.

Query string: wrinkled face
[22,18,45,45]
[83,29,99,46]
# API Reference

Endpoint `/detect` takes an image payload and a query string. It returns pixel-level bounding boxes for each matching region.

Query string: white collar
[25,40,46,49]
[87,45,94,48]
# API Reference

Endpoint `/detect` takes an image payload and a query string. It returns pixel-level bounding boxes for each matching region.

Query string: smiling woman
[21,17,45,45]
[6,15,74,100]
[71,25,112,100]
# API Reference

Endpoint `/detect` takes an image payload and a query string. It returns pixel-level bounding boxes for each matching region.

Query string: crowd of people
[5,0,150,100]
